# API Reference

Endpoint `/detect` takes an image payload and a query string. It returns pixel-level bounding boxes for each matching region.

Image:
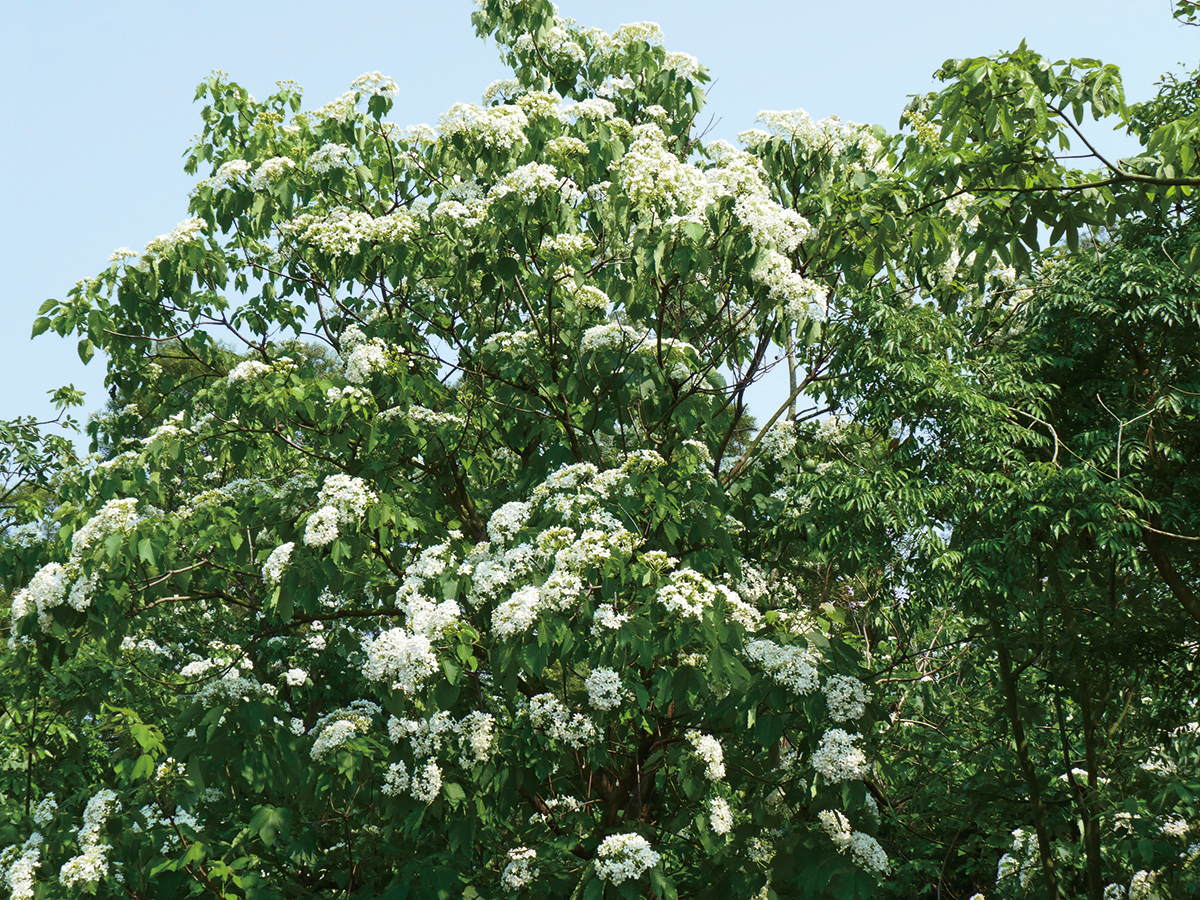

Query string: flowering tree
[0,3,909,898]
[6,2,1200,900]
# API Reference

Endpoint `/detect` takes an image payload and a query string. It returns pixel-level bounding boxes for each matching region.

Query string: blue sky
[2,0,1194,435]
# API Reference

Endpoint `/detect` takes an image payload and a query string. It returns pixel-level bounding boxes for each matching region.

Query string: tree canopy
[2,3,1199,899]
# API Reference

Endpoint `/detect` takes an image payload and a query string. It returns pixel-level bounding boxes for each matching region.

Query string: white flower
[595,833,660,885]
[746,639,820,694]
[227,359,272,383]
[687,730,726,781]
[501,847,539,891]
[382,761,409,796]
[307,143,356,173]
[249,156,296,191]
[32,794,57,827]
[585,667,626,711]
[262,542,295,583]
[527,694,597,749]
[591,604,629,636]
[72,497,141,556]
[303,505,340,547]
[410,760,442,803]
[812,729,868,783]
[362,628,438,692]
[144,217,206,256]
[823,675,872,723]
[344,338,389,383]
[709,796,733,835]
[283,667,308,686]
[487,501,531,543]
[439,102,529,150]
[492,585,544,639]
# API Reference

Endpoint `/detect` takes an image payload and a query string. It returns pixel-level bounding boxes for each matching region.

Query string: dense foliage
[1,3,1198,899]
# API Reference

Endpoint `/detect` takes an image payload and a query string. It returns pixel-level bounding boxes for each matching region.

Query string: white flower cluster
[59,788,120,889]
[283,667,308,686]
[515,21,584,63]
[997,827,1039,891]
[344,338,389,384]
[143,217,206,256]
[32,795,57,827]
[812,729,868,783]
[362,628,437,692]
[352,71,398,97]
[281,207,420,256]
[72,497,141,556]
[501,847,539,891]
[657,567,733,620]
[310,719,359,760]
[487,501,532,543]
[595,832,660,885]
[304,473,377,547]
[249,156,295,191]
[817,809,888,875]
[752,250,827,322]
[591,604,630,636]
[262,542,295,584]
[612,123,707,214]
[307,143,356,173]
[227,359,273,383]
[0,833,42,900]
[687,730,726,781]
[745,639,820,694]
[527,694,597,749]
[748,110,887,174]
[709,796,733,835]
[381,759,443,803]
[439,102,529,150]
[1129,870,1157,900]
[823,675,872,723]
[585,667,626,711]
[490,162,582,206]
[388,709,496,768]
[204,158,252,191]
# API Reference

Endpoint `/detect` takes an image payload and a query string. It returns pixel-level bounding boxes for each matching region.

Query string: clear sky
[2,1,1194,435]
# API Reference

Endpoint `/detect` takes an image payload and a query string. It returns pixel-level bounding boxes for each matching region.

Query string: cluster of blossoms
[0,833,43,900]
[248,156,296,191]
[657,567,737,620]
[362,628,437,692]
[439,102,529,150]
[304,473,377,547]
[612,123,708,215]
[387,710,496,769]
[307,142,356,173]
[687,730,726,781]
[709,796,734,835]
[262,542,295,584]
[816,809,889,875]
[812,729,868,783]
[584,667,626,710]
[381,759,443,804]
[527,693,597,749]
[822,675,872,722]
[143,217,206,256]
[280,206,421,257]
[59,789,120,890]
[743,109,889,177]
[745,639,820,694]
[9,497,146,638]
[595,833,661,885]
[996,827,1039,891]
[227,359,273,383]
[500,847,539,890]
